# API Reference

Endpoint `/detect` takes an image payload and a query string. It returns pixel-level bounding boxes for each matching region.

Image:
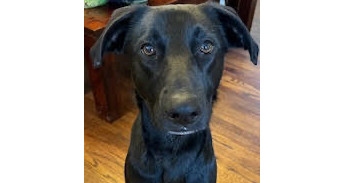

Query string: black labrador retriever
[90,2,258,183]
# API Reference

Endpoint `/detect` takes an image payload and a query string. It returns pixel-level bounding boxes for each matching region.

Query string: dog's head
[90,2,259,135]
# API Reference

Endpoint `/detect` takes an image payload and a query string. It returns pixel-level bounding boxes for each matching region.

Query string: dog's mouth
[167,130,198,135]
[167,126,206,136]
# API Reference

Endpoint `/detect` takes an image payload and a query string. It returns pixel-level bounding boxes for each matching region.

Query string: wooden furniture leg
[85,34,109,121]
[85,33,135,122]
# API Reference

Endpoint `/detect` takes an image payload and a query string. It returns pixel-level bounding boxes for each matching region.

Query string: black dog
[90,2,258,183]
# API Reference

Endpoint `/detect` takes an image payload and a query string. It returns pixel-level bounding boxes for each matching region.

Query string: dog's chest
[154,153,196,182]
[161,166,187,183]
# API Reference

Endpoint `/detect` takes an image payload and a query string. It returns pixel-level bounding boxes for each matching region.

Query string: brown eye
[199,41,214,54]
[141,44,156,56]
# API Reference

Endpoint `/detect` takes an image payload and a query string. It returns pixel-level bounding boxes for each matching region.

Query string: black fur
[90,2,259,183]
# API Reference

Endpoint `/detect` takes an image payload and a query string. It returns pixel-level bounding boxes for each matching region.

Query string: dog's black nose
[164,93,201,125]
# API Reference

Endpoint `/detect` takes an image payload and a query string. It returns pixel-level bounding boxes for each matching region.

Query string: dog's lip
[167,126,205,136]
[167,130,198,136]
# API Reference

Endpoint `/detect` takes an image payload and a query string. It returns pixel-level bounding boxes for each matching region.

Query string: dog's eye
[199,41,214,54]
[141,44,156,56]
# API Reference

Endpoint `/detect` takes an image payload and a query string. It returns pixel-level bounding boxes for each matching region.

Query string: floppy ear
[203,3,259,65]
[90,5,146,68]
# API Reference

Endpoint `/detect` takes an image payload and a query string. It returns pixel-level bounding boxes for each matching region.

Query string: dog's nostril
[170,113,180,119]
[190,111,198,117]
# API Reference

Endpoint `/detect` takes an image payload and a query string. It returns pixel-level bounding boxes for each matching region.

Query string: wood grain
[84,48,260,183]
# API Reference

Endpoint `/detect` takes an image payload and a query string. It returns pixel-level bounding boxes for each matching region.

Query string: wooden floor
[84,49,260,183]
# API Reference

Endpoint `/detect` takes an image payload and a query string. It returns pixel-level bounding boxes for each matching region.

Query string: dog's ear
[90,5,146,68]
[203,3,259,65]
